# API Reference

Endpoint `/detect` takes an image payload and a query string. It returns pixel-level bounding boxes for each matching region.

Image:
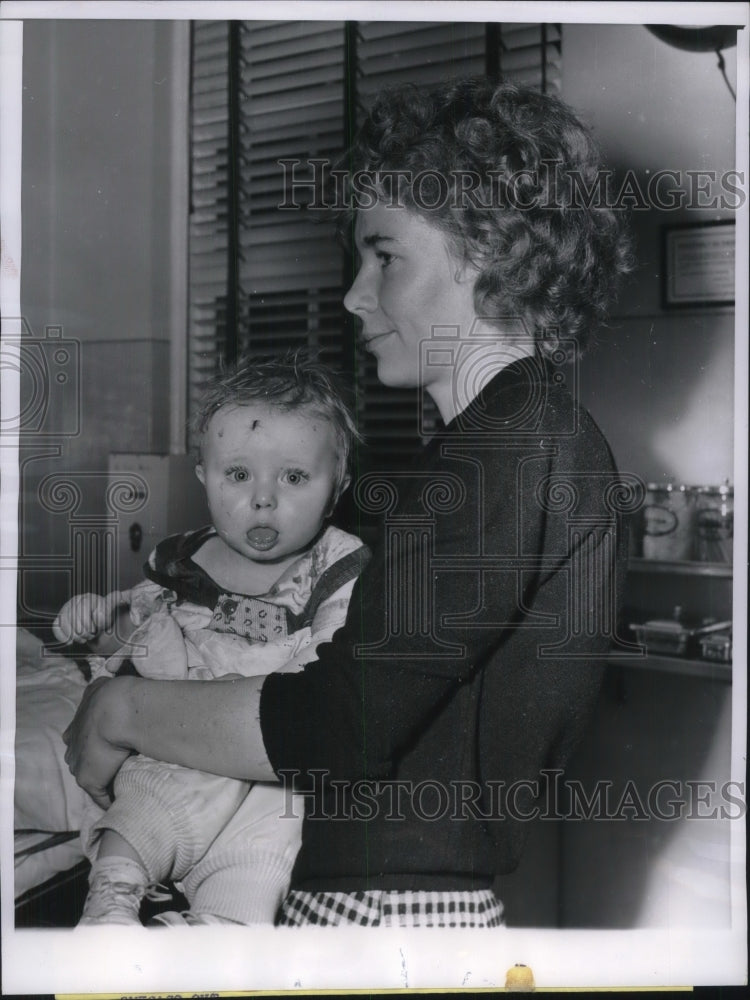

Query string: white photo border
[1,1,747,993]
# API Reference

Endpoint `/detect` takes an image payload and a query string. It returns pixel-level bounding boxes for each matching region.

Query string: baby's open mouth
[246,527,279,550]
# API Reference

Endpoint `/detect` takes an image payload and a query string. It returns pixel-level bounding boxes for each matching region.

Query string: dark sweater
[260,356,628,890]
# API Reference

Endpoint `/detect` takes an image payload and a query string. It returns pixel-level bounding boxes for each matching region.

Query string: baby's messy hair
[192,348,361,496]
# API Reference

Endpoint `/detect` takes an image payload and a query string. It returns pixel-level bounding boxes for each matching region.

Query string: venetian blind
[237,21,347,369]
[495,22,561,92]
[188,21,231,427]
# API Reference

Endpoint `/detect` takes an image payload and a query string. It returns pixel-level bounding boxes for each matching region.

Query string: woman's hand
[63,676,135,808]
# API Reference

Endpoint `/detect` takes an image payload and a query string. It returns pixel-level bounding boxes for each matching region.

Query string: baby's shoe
[78,856,152,925]
[149,910,239,927]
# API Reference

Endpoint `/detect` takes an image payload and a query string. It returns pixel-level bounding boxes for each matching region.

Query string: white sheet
[14,628,88,896]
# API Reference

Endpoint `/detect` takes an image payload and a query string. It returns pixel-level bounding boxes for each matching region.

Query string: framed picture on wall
[663,219,736,308]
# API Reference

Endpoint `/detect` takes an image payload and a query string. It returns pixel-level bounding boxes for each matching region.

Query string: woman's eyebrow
[360,232,399,248]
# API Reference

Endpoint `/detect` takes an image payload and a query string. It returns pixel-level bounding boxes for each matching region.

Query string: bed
[13,627,192,927]
[13,627,91,924]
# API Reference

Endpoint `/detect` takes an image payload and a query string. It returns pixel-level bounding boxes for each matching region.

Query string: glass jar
[641,483,694,561]
[693,484,733,564]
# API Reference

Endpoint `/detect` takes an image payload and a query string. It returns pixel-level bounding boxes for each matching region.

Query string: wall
[553,23,740,929]
[561,667,734,929]
[18,19,187,619]
[562,22,737,486]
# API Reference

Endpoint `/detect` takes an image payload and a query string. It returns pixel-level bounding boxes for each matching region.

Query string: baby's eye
[227,467,249,482]
[283,469,310,486]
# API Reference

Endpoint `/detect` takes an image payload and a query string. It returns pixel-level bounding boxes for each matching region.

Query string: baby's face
[196,403,341,565]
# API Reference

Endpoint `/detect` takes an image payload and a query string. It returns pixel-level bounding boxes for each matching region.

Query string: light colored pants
[81,762,304,924]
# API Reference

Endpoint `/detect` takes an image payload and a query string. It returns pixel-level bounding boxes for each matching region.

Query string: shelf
[628,558,733,578]
[613,653,732,682]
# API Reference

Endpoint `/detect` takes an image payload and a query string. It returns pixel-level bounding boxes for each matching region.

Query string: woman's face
[344,202,479,412]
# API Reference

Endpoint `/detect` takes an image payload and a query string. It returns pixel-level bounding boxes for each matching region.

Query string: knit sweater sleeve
[260,367,625,785]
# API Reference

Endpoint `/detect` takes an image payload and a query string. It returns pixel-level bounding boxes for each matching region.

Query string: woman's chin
[375,361,414,389]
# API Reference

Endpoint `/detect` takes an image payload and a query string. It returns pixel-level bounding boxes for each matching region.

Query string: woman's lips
[246,527,279,550]
[363,330,394,350]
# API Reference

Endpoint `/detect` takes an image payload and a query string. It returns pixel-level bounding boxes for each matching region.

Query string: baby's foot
[78,856,149,925]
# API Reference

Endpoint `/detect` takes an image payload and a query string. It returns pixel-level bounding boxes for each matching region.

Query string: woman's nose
[344,265,377,315]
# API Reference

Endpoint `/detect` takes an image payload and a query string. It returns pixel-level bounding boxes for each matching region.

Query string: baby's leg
[98,829,143,863]
[79,831,154,926]
[177,782,304,925]
[79,755,250,926]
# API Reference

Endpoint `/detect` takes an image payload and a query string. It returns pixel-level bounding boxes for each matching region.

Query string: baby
[54,353,369,926]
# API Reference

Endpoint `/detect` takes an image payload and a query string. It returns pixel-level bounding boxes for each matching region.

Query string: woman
[65,77,633,928]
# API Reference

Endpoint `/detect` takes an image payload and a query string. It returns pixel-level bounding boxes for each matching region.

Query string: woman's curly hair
[342,76,633,355]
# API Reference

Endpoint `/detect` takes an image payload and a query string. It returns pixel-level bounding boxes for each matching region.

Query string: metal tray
[629,619,732,658]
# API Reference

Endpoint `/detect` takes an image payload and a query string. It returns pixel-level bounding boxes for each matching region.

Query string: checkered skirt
[277,888,505,928]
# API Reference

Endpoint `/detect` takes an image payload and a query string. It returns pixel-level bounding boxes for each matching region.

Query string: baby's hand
[53,592,127,646]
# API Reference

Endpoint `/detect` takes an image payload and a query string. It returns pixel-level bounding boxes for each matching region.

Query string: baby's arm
[53,592,135,657]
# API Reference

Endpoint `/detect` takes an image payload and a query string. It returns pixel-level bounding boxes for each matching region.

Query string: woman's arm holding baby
[63,673,275,808]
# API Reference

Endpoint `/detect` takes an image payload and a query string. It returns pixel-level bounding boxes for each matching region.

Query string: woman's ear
[455,256,481,285]
[195,464,206,487]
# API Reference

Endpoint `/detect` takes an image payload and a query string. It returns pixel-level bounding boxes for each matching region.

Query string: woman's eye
[376,251,394,268]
